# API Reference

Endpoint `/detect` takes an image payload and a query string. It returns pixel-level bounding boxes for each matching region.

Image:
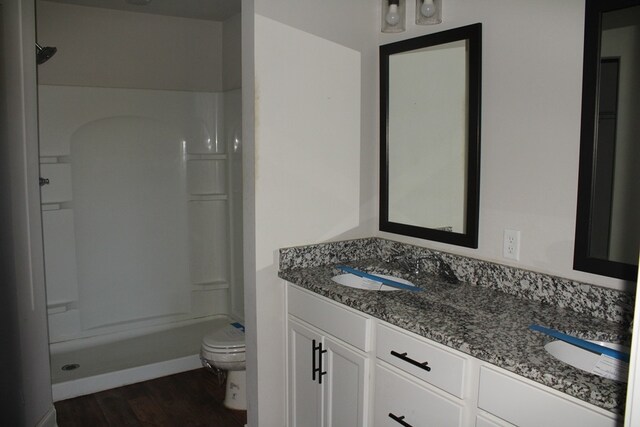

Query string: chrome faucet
[387,251,428,275]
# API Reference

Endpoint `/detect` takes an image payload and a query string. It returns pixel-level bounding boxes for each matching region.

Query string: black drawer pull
[390,350,431,372]
[389,413,413,427]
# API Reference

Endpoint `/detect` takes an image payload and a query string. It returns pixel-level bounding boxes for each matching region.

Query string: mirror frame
[379,23,482,248]
[574,0,639,281]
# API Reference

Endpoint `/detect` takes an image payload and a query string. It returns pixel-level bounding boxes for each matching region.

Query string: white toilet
[200,322,247,410]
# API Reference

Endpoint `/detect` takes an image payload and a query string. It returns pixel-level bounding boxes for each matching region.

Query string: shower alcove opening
[36,1,243,401]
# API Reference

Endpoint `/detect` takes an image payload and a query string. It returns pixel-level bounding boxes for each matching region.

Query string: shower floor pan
[50,316,231,401]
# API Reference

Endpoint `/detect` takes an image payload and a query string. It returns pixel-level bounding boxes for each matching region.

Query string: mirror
[380,24,481,248]
[574,0,640,281]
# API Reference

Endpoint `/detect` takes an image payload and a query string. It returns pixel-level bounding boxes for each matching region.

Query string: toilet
[200,321,246,410]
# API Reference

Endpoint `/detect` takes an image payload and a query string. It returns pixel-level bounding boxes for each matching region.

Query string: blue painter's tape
[529,324,629,363]
[231,322,245,333]
[335,265,421,292]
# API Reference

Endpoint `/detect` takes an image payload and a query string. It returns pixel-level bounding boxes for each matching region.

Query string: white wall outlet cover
[503,229,521,260]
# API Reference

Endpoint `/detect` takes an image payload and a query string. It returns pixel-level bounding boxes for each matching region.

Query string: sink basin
[331,274,416,291]
[545,340,629,382]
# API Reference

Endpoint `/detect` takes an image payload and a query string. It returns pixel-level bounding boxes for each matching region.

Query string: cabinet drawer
[478,367,620,427]
[476,414,514,427]
[288,284,372,351]
[374,364,463,427]
[376,323,466,398]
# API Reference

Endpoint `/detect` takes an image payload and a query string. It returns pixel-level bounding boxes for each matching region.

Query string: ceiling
[42,0,241,21]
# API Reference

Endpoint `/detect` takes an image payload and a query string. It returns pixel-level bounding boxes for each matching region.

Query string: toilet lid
[203,323,245,349]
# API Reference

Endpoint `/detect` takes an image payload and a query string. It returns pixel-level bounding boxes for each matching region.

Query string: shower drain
[61,363,80,371]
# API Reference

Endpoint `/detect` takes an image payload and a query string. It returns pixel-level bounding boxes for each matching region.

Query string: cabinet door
[289,319,323,427]
[323,337,369,427]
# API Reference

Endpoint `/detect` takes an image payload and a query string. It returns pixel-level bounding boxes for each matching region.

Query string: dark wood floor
[55,368,247,427]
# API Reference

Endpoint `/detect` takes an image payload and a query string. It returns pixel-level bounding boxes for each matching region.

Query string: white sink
[545,340,629,382]
[331,274,416,291]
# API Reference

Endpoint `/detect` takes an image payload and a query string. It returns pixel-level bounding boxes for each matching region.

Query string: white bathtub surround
[38,85,243,344]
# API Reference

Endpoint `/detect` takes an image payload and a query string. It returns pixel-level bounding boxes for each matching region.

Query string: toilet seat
[202,323,245,349]
[201,323,246,371]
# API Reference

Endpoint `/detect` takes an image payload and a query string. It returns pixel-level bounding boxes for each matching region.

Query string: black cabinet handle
[312,339,318,382]
[390,350,431,372]
[389,413,413,427]
[312,340,328,384]
[317,342,327,384]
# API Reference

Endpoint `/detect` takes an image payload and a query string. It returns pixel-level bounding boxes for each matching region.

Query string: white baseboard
[35,406,57,427]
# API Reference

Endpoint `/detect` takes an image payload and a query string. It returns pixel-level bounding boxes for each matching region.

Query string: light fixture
[382,0,406,33]
[416,0,442,25]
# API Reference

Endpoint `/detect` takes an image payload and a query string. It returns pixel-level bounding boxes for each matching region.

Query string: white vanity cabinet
[477,366,620,427]
[287,286,372,427]
[285,282,622,427]
[374,322,468,427]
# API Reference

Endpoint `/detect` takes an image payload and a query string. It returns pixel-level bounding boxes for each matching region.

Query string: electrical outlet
[503,229,521,260]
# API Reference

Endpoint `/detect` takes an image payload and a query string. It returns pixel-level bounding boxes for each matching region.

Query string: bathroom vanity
[279,238,631,427]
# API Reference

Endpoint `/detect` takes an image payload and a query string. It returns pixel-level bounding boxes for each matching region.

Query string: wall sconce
[382,0,406,33]
[416,0,442,25]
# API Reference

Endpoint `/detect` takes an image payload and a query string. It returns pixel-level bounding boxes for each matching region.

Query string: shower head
[36,43,57,65]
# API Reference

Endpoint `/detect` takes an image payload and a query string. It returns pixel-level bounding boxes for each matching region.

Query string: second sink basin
[331,273,416,291]
[545,340,629,382]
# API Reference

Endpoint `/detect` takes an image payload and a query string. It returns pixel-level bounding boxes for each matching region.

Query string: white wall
[247,1,376,425]
[36,1,224,91]
[376,0,630,291]
[1,1,55,425]
[223,13,242,91]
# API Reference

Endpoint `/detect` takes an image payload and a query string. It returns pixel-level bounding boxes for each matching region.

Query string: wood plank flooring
[54,369,247,427]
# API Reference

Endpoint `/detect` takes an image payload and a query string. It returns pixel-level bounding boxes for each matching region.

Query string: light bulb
[385,4,400,26]
[421,0,436,18]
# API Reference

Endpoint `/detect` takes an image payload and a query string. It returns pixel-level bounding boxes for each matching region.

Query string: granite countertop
[279,258,628,414]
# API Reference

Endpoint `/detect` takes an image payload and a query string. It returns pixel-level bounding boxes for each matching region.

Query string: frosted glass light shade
[382,0,406,33]
[416,0,442,25]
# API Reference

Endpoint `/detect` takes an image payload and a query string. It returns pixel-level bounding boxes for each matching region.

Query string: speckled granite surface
[279,238,633,414]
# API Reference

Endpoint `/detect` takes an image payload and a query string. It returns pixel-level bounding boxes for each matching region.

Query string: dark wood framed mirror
[574,0,639,281]
[380,24,481,248]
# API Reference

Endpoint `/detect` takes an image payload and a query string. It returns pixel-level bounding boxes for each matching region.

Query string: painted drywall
[377,0,630,291]
[1,1,55,425]
[223,13,242,91]
[36,1,224,91]
[254,0,380,234]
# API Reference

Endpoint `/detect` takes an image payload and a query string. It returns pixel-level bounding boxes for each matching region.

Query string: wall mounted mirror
[380,24,481,248]
[574,0,639,281]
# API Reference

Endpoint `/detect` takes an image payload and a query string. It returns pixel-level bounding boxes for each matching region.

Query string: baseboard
[35,406,57,427]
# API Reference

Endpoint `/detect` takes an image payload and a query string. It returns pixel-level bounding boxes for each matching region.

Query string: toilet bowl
[200,322,246,410]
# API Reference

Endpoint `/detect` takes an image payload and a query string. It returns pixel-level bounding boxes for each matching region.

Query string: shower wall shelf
[47,300,78,315]
[186,153,227,160]
[38,85,241,343]
[192,280,229,290]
